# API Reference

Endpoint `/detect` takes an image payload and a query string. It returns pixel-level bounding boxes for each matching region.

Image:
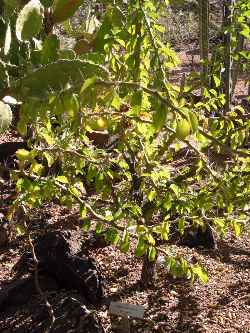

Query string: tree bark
[223,0,235,114]
[232,34,245,96]
[199,0,209,89]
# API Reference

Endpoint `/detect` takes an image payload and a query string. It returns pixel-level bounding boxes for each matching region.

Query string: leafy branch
[94,79,250,158]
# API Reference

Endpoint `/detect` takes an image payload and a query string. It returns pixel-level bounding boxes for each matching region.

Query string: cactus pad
[0,101,12,133]
[16,0,44,41]
[12,59,110,99]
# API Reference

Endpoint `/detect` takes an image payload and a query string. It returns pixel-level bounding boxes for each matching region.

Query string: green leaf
[56,175,68,183]
[105,228,120,245]
[192,264,208,284]
[16,223,26,236]
[131,90,143,115]
[148,246,157,262]
[80,204,87,218]
[17,119,27,137]
[12,60,109,99]
[52,0,84,23]
[4,22,11,56]
[41,34,59,64]
[212,74,221,88]
[120,230,130,253]
[30,162,44,175]
[188,111,198,133]
[161,221,169,240]
[136,225,148,233]
[170,183,180,197]
[82,218,91,232]
[135,236,147,257]
[69,186,81,198]
[176,119,190,139]
[153,105,167,131]
[0,101,12,133]
[231,220,242,237]
[16,0,44,41]
[147,190,156,202]
[178,218,185,235]
[43,152,54,167]
[95,222,102,234]
[145,233,155,246]
[81,76,97,93]
[111,92,121,111]
[16,149,31,160]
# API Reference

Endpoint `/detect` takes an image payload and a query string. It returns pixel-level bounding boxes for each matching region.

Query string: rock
[0,275,58,311]
[0,214,9,248]
[52,296,104,333]
[84,230,108,250]
[181,225,217,250]
[0,142,27,162]
[34,231,104,304]
[169,221,217,250]
[13,231,104,305]
[0,225,8,248]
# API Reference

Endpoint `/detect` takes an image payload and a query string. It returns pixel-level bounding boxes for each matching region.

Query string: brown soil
[0,207,249,332]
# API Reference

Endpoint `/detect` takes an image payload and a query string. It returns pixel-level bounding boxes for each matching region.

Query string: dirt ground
[0,202,249,332]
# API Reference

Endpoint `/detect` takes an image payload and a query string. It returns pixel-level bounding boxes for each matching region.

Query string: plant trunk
[199,0,209,89]
[232,34,245,96]
[248,81,250,112]
[141,255,156,288]
[223,0,235,114]
[140,201,157,288]
[124,149,156,288]
[127,13,157,289]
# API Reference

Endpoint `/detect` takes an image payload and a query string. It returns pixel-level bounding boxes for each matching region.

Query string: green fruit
[176,119,191,140]
[16,0,44,41]
[0,101,12,133]
[52,0,84,23]
[89,117,108,131]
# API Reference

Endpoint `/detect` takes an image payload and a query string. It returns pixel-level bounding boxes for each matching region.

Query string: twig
[28,233,55,332]
[95,79,250,158]
[126,114,220,180]
[35,145,102,165]
[17,170,169,258]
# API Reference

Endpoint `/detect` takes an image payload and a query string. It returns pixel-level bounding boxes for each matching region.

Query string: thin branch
[35,146,102,165]
[95,79,250,158]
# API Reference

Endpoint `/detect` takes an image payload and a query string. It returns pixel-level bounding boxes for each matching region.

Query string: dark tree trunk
[140,201,157,288]
[124,151,157,288]
[140,256,156,288]
[199,0,209,89]
[223,0,235,113]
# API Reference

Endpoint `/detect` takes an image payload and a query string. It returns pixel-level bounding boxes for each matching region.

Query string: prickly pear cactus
[12,59,110,99]
[16,0,44,41]
[0,101,12,133]
[52,0,84,23]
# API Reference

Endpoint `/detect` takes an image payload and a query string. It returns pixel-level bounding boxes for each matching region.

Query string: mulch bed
[0,215,249,332]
